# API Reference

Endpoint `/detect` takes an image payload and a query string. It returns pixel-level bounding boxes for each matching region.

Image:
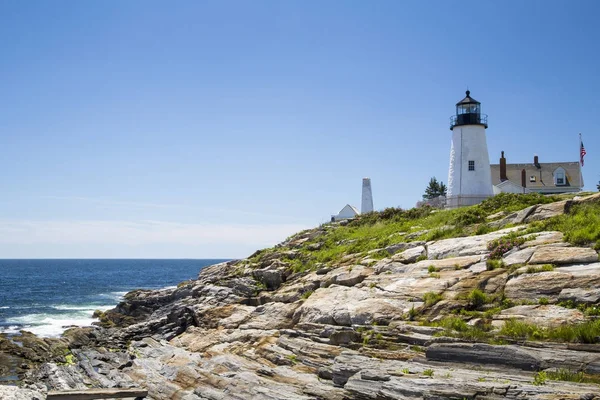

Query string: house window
[530,176,536,182]
[468,160,475,171]
[554,167,566,186]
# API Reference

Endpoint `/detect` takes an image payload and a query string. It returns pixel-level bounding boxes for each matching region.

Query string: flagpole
[579,133,584,190]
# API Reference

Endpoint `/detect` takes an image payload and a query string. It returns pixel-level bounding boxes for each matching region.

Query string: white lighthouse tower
[361,177,373,214]
[446,91,493,208]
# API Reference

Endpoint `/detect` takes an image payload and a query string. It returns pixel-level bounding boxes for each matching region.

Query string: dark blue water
[0,259,226,337]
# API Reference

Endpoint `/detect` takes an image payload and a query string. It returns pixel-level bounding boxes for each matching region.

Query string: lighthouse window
[468,160,475,171]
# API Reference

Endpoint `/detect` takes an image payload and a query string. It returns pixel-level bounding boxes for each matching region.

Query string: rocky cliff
[3,192,600,399]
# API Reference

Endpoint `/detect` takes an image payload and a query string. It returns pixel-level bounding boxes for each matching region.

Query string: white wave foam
[5,305,114,338]
[0,306,10,309]
[53,305,113,312]
[0,325,21,334]
[99,291,128,301]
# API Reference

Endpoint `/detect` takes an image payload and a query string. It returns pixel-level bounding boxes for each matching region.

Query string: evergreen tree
[423,177,447,199]
[439,181,447,197]
[423,176,446,200]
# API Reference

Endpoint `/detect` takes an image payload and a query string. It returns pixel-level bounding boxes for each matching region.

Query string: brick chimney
[521,169,527,188]
[534,155,540,169]
[500,151,507,181]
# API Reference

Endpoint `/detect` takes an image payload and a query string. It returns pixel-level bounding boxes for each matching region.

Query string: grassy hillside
[248,192,600,273]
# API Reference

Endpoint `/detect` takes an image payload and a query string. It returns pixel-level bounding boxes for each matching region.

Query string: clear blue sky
[1,1,598,258]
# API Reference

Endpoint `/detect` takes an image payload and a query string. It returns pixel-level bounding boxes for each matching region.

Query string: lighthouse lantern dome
[450,90,488,130]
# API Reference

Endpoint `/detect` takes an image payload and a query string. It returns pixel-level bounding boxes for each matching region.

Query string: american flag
[580,141,587,166]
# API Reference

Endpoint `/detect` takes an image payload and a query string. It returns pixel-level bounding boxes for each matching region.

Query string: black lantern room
[450,90,488,130]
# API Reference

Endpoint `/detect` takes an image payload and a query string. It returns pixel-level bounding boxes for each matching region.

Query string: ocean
[0,259,226,338]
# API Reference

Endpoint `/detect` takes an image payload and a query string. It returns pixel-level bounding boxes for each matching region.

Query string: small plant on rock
[526,264,555,274]
[487,234,526,259]
[407,305,418,321]
[422,368,435,377]
[423,291,443,307]
[467,289,489,309]
[486,258,505,270]
[533,371,547,386]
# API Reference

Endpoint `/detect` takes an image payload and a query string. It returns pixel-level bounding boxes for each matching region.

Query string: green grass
[526,264,555,274]
[478,192,561,214]
[499,318,600,343]
[546,368,600,385]
[558,300,600,317]
[422,368,434,377]
[526,201,600,247]
[431,316,492,341]
[249,193,596,274]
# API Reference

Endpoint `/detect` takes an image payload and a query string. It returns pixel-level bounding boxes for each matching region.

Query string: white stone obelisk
[447,91,493,208]
[361,178,374,214]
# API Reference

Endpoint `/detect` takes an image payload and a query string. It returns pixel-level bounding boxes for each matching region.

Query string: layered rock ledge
[2,192,600,399]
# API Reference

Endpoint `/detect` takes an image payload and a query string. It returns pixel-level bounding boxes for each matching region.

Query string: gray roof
[490,161,582,190]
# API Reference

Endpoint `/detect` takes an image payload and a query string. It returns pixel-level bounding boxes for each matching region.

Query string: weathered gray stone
[391,245,426,263]
[558,288,600,304]
[385,241,425,256]
[524,200,571,222]
[529,246,598,265]
[502,247,535,266]
[495,305,585,327]
[426,227,522,259]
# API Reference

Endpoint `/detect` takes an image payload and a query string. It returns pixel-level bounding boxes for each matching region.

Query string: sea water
[0,259,225,338]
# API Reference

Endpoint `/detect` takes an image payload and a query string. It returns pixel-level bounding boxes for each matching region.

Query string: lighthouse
[446,91,494,208]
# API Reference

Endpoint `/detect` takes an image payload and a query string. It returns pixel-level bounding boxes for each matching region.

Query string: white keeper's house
[491,152,582,194]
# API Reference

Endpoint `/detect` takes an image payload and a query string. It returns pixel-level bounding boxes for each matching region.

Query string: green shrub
[450,208,485,227]
[487,233,526,259]
[423,291,443,307]
[415,254,428,262]
[538,297,549,305]
[486,258,505,270]
[427,265,438,273]
[467,289,489,308]
[475,224,494,235]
